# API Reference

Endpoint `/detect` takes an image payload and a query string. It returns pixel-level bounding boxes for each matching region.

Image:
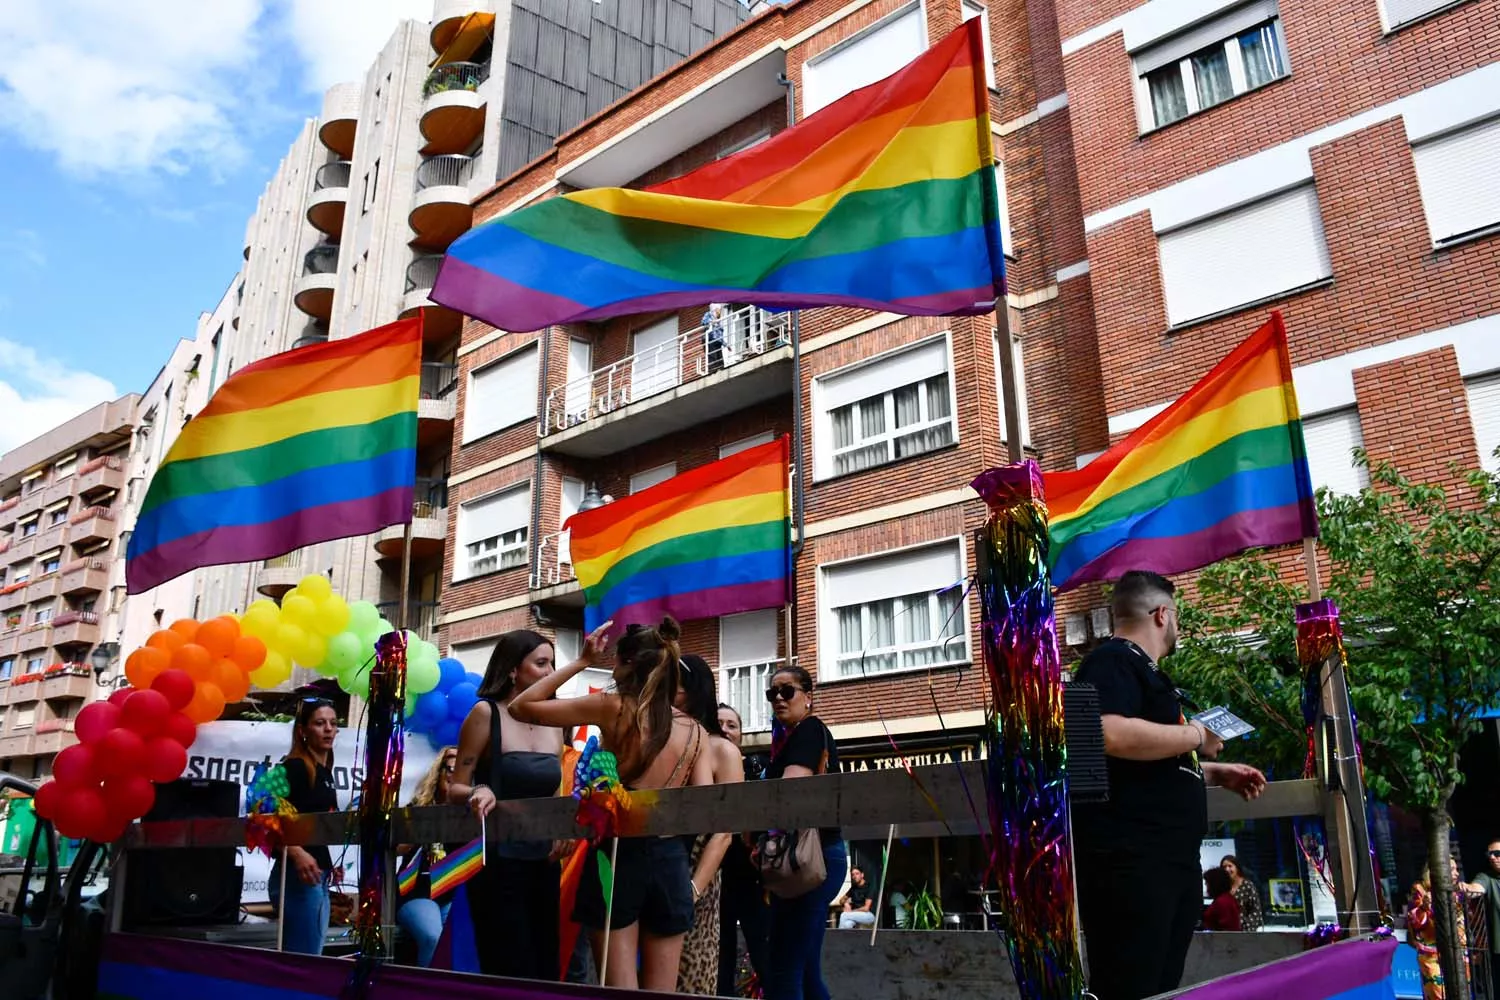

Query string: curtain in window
[860,398,886,439]
[831,405,854,449]
[1239,24,1284,89]
[838,606,863,657]
[894,383,922,428]
[1148,66,1189,127]
[1192,45,1234,109]
[925,375,952,420]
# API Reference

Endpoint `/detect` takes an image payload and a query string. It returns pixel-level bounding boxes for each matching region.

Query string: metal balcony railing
[69,505,113,526]
[374,601,440,641]
[543,304,792,435]
[292,332,329,350]
[530,531,576,590]
[423,61,490,98]
[413,478,449,518]
[314,161,352,191]
[414,154,476,192]
[303,244,340,275]
[405,254,444,294]
[420,363,458,400]
[51,610,98,628]
[77,455,120,476]
[263,553,300,570]
[722,657,785,734]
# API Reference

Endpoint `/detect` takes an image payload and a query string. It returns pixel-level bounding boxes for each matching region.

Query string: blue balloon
[447,682,478,720]
[437,658,466,692]
[413,690,448,729]
[431,720,462,750]
[464,672,483,689]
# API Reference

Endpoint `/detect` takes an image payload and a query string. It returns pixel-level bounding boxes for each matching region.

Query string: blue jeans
[765,840,848,1000]
[397,897,451,967]
[270,862,331,956]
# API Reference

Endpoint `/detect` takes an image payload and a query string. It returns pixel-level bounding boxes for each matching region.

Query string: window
[19,516,38,538]
[463,345,539,442]
[1303,409,1369,496]
[992,156,1013,256]
[457,484,530,579]
[564,339,592,426]
[45,502,68,526]
[0,658,14,681]
[821,541,967,680]
[1133,2,1288,130]
[452,639,495,677]
[815,337,956,479]
[720,609,780,732]
[1467,374,1500,473]
[630,463,677,494]
[1157,185,1331,326]
[557,477,585,575]
[12,562,30,584]
[1411,116,1500,246]
[33,605,53,625]
[15,706,35,729]
[40,553,60,575]
[53,453,77,479]
[716,132,771,161]
[721,431,777,459]
[993,330,1031,446]
[362,158,381,213]
[803,3,926,115]
[1383,0,1468,29]
[630,317,681,400]
[962,0,996,89]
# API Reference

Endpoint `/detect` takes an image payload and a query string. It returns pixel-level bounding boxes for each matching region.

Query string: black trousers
[467,855,562,980]
[718,871,771,995]
[1076,851,1202,1000]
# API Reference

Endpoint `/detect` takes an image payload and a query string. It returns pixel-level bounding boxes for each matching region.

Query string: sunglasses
[1489,850,1500,857]
[765,683,806,703]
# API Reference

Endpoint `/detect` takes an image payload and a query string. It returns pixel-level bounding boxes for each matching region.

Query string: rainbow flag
[396,851,423,897]
[125,320,422,594]
[1043,313,1318,592]
[568,436,790,630]
[431,19,1003,331]
[428,833,485,898]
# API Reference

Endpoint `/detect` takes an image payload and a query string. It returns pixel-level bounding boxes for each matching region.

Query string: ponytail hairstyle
[679,653,723,737]
[614,617,684,779]
[478,629,550,701]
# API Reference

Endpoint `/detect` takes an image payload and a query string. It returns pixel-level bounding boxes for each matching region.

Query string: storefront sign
[837,736,982,774]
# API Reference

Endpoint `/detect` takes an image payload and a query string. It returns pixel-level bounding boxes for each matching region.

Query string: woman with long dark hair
[509,617,712,991]
[446,630,568,980]
[673,653,745,994]
[272,697,340,955]
[1218,855,1262,931]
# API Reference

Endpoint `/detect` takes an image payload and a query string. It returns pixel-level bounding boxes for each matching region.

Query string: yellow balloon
[272,622,306,658]
[241,601,280,640]
[249,650,292,689]
[298,574,333,602]
[294,633,328,670]
[281,594,317,629]
[313,594,351,637]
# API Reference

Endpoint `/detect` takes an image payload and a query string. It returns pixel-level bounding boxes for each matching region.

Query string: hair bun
[657,615,681,642]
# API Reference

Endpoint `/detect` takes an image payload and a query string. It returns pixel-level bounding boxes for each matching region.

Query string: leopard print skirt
[676,834,722,995]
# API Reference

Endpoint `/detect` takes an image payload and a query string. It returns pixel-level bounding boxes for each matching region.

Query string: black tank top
[473,699,561,860]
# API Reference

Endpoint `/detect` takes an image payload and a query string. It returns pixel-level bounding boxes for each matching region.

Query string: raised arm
[509,621,614,725]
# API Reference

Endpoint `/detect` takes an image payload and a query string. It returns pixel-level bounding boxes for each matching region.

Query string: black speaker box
[122,778,243,929]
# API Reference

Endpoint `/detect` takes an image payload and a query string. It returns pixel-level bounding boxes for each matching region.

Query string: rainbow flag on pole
[431,19,1003,331]
[1043,312,1318,592]
[125,319,422,594]
[428,832,485,899]
[568,436,791,630]
[396,851,423,897]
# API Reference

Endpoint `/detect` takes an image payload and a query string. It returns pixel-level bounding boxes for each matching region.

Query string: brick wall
[1352,346,1480,490]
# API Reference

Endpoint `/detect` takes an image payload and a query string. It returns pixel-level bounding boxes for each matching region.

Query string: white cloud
[0,230,45,268]
[0,339,118,453]
[278,0,432,93]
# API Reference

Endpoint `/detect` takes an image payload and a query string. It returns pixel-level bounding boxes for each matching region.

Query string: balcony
[307,161,352,237]
[374,600,440,642]
[431,0,492,53]
[256,552,302,599]
[40,477,74,508]
[409,155,475,250]
[530,531,582,606]
[59,558,108,597]
[418,363,457,446]
[5,532,37,563]
[74,455,124,500]
[721,658,784,734]
[291,329,329,350]
[420,62,488,155]
[26,571,61,601]
[294,244,339,320]
[400,254,464,342]
[374,480,448,561]
[319,81,361,158]
[67,505,114,548]
[17,623,52,654]
[541,306,794,458]
[50,610,100,649]
[0,733,35,757]
[0,631,18,658]
[1,584,27,613]
[39,668,91,701]
[31,726,76,756]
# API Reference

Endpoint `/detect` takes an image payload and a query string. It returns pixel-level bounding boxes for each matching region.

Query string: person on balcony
[704,303,729,374]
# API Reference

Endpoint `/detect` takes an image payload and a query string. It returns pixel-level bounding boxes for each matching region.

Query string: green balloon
[339,661,370,699]
[348,600,381,633]
[408,654,440,695]
[326,630,362,675]
[404,686,419,715]
[374,618,396,639]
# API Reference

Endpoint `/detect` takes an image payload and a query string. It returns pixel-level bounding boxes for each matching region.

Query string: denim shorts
[573,836,694,936]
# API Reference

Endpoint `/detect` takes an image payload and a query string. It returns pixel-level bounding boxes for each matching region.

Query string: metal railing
[420,363,457,400]
[262,553,301,570]
[405,254,444,294]
[51,610,98,628]
[530,531,576,590]
[77,456,120,476]
[303,244,340,275]
[423,61,490,98]
[314,160,352,191]
[542,304,792,435]
[722,658,785,733]
[60,558,104,577]
[413,478,449,520]
[414,154,476,192]
[374,600,440,641]
[68,505,113,526]
[291,332,329,350]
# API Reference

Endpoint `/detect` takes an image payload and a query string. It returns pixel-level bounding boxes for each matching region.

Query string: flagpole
[397,522,413,632]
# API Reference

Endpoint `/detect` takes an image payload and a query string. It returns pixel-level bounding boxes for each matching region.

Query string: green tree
[1172,454,1500,995]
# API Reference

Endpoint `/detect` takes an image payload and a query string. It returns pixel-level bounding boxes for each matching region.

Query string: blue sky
[0,0,431,450]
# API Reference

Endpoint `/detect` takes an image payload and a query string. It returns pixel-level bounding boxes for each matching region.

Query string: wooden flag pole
[396,521,414,632]
[276,848,288,952]
[870,823,896,945]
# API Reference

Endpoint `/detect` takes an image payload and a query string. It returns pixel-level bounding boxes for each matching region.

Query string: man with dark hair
[1072,570,1267,1000]
[1473,838,1500,1000]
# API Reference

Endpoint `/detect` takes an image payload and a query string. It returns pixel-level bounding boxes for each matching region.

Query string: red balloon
[75,702,122,745]
[52,744,101,788]
[150,669,196,711]
[120,689,172,737]
[87,816,131,844]
[94,728,146,779]
[162,711,198,749]
[142,737,188,784]
[32,780,62,821]
[102,775,156,821]
[108,686,136,707]
[53,787,107,841]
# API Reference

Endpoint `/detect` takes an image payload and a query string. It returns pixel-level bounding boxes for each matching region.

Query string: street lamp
[578,483,613,512]
[90,642,124,688]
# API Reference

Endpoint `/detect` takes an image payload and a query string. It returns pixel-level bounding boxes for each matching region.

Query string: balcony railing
[303,244,340,275]
[0,496,19,512]
[414,478,449,518]
[542,305,791,435]
[414,154,476,192]
[420,362,457,401]
[51,610,98,628]
[69,505,113,525]
[375,600,440,641]
[77,455,120,476]
[531,531,576,590]
[292,331,329,350]
[263,553,301,570]
[423,61,489,98]
[722,657,785,734]
[405,254,444,295]
[314,161,352,191]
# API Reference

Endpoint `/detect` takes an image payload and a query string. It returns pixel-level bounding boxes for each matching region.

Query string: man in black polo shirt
[1073,570,1266,1000]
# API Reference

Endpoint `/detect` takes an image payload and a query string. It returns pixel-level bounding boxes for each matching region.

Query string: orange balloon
[217,660,250,703]
[124,647,170,690]
[194,617,239,659]
[146,629,185,654]
[229,635,267,672]
[171,643,214,682]
[169,619,201,642]
[183,683,226,725]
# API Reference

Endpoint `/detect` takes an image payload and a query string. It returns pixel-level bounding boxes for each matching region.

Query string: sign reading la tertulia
[837,743,981,773]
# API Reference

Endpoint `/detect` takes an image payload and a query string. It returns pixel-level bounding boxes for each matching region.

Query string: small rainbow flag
[1043,312,1318,591]
[396,851,423,897]
[428,833,485,899]
[125,319,422,593]
[431,19,1003,331]
[567,436,791,630]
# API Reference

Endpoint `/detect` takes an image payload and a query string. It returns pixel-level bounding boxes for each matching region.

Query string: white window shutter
[721,609,779,665]
[1383,0,1460,27]
[464,346,539,442]
[1131,0,1280,74]
[452,640,496,678]
[460,484,531,550]
[1467,374,1500,473]
[825,542,963,608]
[803,4,925,115]
[1412,116,1500,245]
[819,338,949,410]
[630,463,676,494]
[1302,410,1369,496]
[1157,185,1332,326]
[720,431,776,459]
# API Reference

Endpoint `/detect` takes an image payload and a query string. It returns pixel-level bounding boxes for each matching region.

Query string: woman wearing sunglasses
[395,746,459,967]
[762,666,846,1000]
[272,697,342,955]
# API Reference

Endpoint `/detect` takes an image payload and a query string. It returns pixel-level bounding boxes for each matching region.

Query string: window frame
[462,342,540,444]
[455,482,532,582]
[802,1,928,116]
[1132,8,1290,133]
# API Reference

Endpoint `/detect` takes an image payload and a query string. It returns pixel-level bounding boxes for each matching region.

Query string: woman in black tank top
[447,630,566,980]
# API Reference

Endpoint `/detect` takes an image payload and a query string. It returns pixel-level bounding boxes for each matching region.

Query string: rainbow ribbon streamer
[244,761,297,858]
[396,852,422,898]
[971,462,1084,1000]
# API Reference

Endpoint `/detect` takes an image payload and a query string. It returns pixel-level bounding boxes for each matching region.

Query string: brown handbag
[755,722,830,899]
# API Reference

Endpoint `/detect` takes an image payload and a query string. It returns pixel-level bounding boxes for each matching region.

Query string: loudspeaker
[1063,682,1111,804]
[122,778,243,929]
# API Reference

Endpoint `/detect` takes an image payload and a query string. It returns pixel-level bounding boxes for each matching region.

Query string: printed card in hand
[1193,706,1256,740]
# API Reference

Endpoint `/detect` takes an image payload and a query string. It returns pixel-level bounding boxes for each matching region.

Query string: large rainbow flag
[1043,312,1318,592]
[125,319,422,593]
[431,19,1003,331]
[568,436,790,630]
